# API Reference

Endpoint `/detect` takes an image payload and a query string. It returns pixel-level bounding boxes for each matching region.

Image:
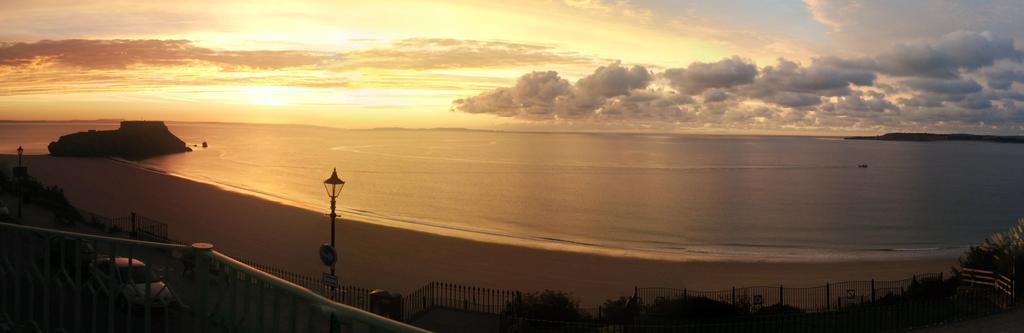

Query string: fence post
[779,285,783,307]
[130,211,138,239]
[191,242,215,333]
[826,282,830,311]
[871,279,875,303]
[732,287,736,306]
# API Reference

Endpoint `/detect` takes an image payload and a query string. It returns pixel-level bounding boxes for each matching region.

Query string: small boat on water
[857,164,868,168]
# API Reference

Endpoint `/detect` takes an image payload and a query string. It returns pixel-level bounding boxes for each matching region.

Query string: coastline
[1,154,959,305]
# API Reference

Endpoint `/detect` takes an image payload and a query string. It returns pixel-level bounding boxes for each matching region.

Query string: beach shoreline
[1,154,960,305]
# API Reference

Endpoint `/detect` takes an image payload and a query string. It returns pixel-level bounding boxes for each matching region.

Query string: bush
[648,296,742,320]
[599,297,636,324]
[905,276,957,300]
[757,303,804,314]
[959,218,1024,292]
[515,290,585,322]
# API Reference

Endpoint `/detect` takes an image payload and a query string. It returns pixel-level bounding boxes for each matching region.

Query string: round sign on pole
[319,244,337,267]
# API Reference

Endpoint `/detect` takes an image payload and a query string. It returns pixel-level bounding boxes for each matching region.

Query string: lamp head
[323,168,345,199]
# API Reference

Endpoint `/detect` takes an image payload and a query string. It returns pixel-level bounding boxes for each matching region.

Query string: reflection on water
[4,122,1024,261]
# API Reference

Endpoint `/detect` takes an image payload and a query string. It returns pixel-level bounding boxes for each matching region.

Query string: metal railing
[239,259,374,312]
[962,267,1014,296]
[77,210,176,244]
[402,281,518,321]
[635,273,944,314]
[0,222,427,333]
[507,288,1008,333]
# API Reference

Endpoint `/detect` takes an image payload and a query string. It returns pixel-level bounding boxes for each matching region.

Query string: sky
[2,0,1024,134]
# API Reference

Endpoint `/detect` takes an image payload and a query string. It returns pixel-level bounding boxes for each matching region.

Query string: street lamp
[15,146,23,219]
[322,168,345,277]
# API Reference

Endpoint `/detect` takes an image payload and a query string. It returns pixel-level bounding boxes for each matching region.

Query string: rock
[48,121,191,160]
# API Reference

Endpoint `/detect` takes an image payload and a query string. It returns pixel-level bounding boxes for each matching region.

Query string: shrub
[757,303,804,314]
[599,297,636,324]
[515,290,585,322]
[905,276,957,300]
[959,218,1024,291]
[649,296,742,320]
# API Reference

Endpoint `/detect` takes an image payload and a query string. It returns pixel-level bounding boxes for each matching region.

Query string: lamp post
[322,168,345,277]
[15,146,23,219]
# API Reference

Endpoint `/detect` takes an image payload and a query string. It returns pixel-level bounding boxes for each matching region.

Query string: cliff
[48,121,192,159]
[845,133,1024,143]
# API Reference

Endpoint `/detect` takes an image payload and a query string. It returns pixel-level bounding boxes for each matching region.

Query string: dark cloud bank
[455,31,1024,132]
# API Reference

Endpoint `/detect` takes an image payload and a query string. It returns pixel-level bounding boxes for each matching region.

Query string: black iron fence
[507,287,1010,333]
[635,273,944,315]
[78,209,174,244]
[238,259,374,311]
[402,281,519,321]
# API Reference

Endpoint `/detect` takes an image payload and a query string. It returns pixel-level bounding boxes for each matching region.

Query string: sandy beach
[1,154,958,305]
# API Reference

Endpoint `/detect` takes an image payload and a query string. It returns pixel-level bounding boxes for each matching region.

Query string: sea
[4,121,1024,262]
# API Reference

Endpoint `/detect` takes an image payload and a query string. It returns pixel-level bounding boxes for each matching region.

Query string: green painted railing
[0,222,429,333]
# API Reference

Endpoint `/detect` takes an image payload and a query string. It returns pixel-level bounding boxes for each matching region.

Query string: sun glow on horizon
[245,86,292,106]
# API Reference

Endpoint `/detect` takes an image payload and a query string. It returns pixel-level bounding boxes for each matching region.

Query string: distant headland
[845,133,1024,143]
[48,121,191,159]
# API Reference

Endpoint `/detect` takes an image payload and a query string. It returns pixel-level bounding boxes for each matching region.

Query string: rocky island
[845,132,1024,143]
[48,121,192,159]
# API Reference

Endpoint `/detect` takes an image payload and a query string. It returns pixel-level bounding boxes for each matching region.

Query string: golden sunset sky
[2,0,1024,133]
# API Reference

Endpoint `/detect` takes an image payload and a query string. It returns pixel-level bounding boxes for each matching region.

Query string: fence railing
[506,287,1009,333]
[961,267,1015,306]
[402,281,519,321]
[239,259,375,312]
[78,209,175,244]
[635,273,944,314]
[62,209,524,325]
[0,222,426,333]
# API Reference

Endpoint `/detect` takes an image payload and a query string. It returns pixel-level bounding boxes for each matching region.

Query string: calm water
[5,122,1024,261]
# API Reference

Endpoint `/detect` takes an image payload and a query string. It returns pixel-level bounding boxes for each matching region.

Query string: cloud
[0,38,594,72]
[701,89,729,103]
[454,30,1024,132]
[874,31,1020,78]
[334,38,593,70]
[575,61,651,97]
[830,91,897,113]
[453,70,572,118]
[898,95,944,108]
[902,78,982,95]
[736,58,875,107]
[982,62,1024,90]
[804,0,1024,52]
[453,62,682,120]
[662,56,757,94]
[0,39,331,70]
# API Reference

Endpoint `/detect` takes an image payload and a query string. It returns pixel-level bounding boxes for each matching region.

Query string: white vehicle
[91,257,179,308]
